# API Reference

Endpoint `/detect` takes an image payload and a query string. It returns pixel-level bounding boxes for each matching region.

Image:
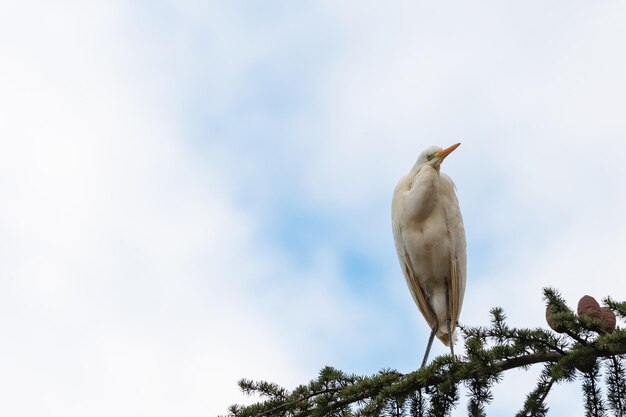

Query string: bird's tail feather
[437,329,457,347]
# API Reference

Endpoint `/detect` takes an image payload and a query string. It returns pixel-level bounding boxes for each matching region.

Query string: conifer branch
[227,289,626,417]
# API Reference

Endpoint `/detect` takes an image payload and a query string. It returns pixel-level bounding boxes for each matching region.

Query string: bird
[391,143,467,368]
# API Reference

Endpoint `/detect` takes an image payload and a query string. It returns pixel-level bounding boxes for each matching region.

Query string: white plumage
[391,143,466,367]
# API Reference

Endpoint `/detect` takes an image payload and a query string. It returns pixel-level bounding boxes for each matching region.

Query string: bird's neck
[406,166,440,221]
[411,163,439,175]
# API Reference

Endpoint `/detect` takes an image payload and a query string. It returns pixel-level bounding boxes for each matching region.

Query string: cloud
[3,2,626,416]
[0,3,335,416]
[0,3,405,416]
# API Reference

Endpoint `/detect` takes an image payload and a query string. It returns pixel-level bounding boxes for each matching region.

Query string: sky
[1,1,626,416]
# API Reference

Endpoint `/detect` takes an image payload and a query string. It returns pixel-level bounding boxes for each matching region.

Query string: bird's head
[415,143,460,171]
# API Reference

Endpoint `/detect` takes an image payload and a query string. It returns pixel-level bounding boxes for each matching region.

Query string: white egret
[391,143,467,368]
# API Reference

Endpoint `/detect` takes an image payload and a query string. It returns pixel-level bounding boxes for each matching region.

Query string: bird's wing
[391,182,437,331]
[440,173,467,331]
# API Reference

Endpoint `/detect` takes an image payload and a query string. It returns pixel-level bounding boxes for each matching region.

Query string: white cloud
[0,3,367,416]
[3,2,626,416]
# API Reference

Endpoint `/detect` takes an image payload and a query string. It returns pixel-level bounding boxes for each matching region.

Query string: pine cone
[600,307,616,333]
[577,295,602,321]
[545,306,566,333]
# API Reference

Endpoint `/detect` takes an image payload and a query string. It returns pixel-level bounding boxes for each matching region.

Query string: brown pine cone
[577,295,602,321]
[545,306,566,333]
[600,307,616,333]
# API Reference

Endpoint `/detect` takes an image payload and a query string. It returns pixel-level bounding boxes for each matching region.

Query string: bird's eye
[427,154,433,161]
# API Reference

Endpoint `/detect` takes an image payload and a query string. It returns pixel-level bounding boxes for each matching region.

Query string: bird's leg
[420,328,436,368]
[445,282,454,358]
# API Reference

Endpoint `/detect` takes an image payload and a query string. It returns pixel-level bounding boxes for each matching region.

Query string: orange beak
[436,143,460,159]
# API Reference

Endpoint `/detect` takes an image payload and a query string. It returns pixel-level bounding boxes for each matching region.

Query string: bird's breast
[402,205,453,287]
